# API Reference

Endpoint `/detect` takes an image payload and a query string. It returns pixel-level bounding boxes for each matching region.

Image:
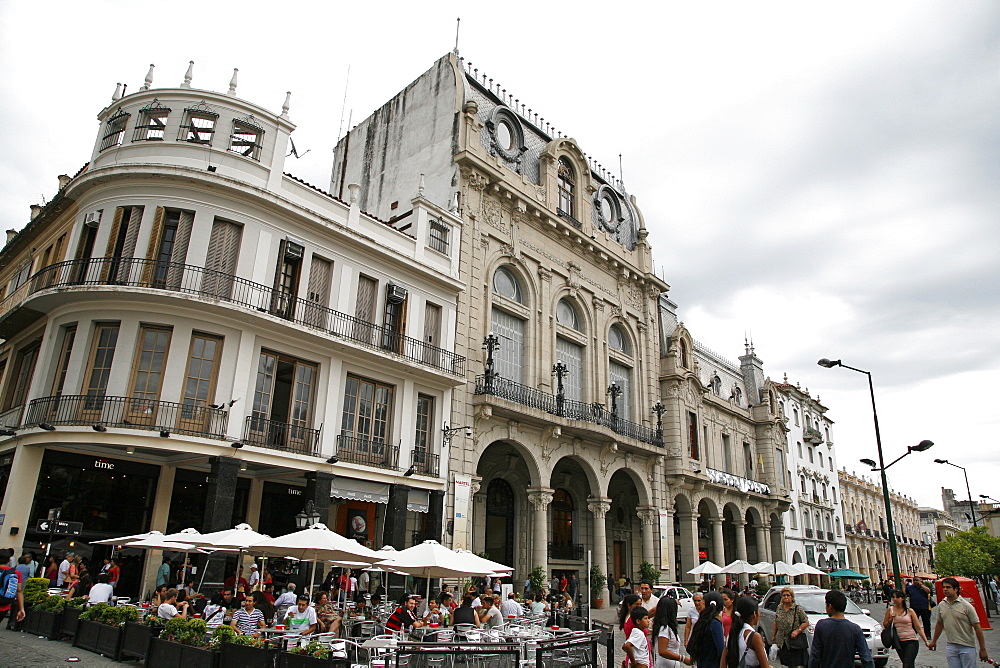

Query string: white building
[0,63,465,595]
[775,380,849,573]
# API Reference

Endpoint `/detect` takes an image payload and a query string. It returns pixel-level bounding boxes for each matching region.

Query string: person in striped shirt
[231,595,266,636]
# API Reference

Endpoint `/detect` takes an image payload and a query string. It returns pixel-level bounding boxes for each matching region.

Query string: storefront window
[166,468,249,535]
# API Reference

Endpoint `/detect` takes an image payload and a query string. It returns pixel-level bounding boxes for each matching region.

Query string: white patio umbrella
[118,535,198,601]
[91,530,164,546]
[687,561,723,575]
[251,523,386,595]
[183,523,272,591]
[751,561,773,573]
[389,540,497,604]
[763,561,802,576]
[453,549,514,575]
[793,562,826,576]
[721,560,760,574]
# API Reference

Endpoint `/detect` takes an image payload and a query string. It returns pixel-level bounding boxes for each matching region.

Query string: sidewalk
[0,626,140,668]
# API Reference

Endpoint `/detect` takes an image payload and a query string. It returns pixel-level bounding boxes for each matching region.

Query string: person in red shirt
[224,567,251,602]
[560,575,568,593]
[0,549,25,625]
[385,596,424,634]
[108,560,121,589]
[262,582,276,604]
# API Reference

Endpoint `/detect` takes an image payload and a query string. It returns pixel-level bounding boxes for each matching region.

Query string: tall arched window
[557,158,575,217]
[608,325,630,355]
[555,299,584,401]
[493,267,523,303]
[608,325,633,420]
[551,489,575,555]
[491,267,526,383]
[485,478,515,567]
[678,339,689,368]
[789,506,798,529]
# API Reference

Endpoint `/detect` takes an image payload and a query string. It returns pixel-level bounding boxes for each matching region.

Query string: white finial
[418,173,426,196]
[347,183,360,204]
[141,64,154,91]
[112,83,122,102]
[281,91,292,119]
[181,61,194,88]
[227,68,238,96]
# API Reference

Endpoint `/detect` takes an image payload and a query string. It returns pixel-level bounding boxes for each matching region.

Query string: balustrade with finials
[474,375,660,445]
[0,257,465,375]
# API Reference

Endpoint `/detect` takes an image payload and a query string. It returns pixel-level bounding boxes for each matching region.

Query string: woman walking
[720,588,738,640]
[882,589,929,668]
[684,592,705,645]
[652,596,691,667]
[721,596,770,668]
[686,591,725,667]
[770,587,808,667]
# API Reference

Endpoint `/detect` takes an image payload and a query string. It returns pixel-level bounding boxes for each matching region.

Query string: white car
[757,585,889,667]
[652,584,697,621]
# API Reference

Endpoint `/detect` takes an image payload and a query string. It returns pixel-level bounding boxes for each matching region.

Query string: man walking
[929,577,988,668]
[637,581,659,613]
[906,575,933,637]
[809,589,874,668]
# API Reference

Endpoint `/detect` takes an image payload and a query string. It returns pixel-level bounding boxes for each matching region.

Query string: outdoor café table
[362,636,398,650]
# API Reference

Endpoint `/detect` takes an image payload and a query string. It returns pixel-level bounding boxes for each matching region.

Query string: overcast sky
[1,1,997,514]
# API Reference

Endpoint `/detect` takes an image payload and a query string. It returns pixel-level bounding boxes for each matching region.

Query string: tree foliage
[934,526,1000,577]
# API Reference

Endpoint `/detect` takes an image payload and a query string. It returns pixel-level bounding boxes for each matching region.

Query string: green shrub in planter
[210,625,237,647]
[288,640,330,660]
[34,594,67,612]
[66,597,88,608]
[23,578,50,606]
[162,617,209,647]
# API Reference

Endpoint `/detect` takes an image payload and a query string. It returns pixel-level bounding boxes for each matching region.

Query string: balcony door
[101,206,143,284]
[270,240,303,320]
[201,219,242,299]
[126,327,171,424]
[251,351,316,451]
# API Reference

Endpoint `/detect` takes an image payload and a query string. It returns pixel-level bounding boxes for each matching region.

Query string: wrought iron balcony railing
[0,257,465,376]
[410,448,440,477]
[474,375,660,445]
[336,434,400,470]
[548,542,585,561]
[556,208,583,230]
[24,394,229,440]
[243,415,321,457]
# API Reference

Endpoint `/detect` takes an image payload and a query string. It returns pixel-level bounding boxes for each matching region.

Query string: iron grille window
[132,101,171,141]
[100,109,130,151]
[428,218,450,254]
[180,105,219,144]
[229,116,264,160]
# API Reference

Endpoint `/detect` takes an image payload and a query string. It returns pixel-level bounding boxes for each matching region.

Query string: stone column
[303,471,335,526]
[662,503,677,582]
[588,497,611,601]
[383,483,411,549]
[755,524,771,564]
[142,464,175,599]
[426,490,445,543]
[734,520,748,587]
[527,488,554,574]
[637,507,660,572]
[0,445,44,552]
[677,512,699,582]
[711,519,725,586]
[201,456,241,590]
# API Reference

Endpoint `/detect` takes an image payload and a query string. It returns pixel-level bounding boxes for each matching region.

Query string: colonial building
[920,507,960,544]
[0,63,465,595]
[840,469,931,581]
[942,487,979,531]
[776,380,849,573]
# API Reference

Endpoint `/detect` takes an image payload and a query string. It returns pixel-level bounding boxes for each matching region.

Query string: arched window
[556,336,584,402]
[552,489,575,552]
[556,299,580,330]
[608,325,630,355]
[493,267,523,303]
[789,506,798,529]
[485,478,515,567]
[793,408,799,426]
[836,517,842,536]
[804,512,811,529]
[818,452,824,468]
[799,475,806,493]
[557,158,576,217]
[678,339,689,368]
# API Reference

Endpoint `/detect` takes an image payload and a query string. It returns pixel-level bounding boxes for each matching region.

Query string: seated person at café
[386,596,425,634]
[231,595,266,636]
[274,583,298,607]
[452,595,481,628]
[423,600,444,625]
[314,591,341,634]
[151,584,169,606]
[477,596,503,628]
[87,574,114,605]
[158,589,189,620]
[203,593,228,629]
[284,594,318,635]
[500,592,523,618]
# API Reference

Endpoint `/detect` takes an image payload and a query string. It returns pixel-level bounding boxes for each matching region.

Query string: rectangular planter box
[73,618,125,661]
[220,642,277,668]
[277,653,349,668]
[121,621,162,660]
[144,636,219,668]
[61,606,83,638]
[23,608,63,640]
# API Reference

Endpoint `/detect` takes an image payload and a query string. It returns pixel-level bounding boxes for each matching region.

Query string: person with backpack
[720,596,770,668]
[0,548,26,625]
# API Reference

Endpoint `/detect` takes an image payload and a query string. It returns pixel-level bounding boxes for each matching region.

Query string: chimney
[57,174,71,190]
[6,229,18,244]
[29,205,43,220]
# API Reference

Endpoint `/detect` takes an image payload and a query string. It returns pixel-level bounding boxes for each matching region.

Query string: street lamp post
[818,357,934,591]
[552,361,568,417]
[651,402,666,446]
[934,459,978,528]
[606,383,622,422]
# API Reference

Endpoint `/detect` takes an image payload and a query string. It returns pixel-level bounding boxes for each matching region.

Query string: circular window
[556,299,580,330]
[609,325,630,355]
[496,121,514,151]
[493,267,522,303]
[600,196,614,225]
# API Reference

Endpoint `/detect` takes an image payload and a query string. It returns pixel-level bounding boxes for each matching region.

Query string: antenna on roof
[618,153,624,188]
[454,17,461,55]
[287,136,311,159]
[337,64,351,140]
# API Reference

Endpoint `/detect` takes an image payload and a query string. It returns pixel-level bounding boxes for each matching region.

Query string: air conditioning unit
[386,284,408,304]
[84,211,102,228]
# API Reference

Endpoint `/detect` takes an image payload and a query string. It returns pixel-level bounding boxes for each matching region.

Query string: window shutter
[122,207,143,258]
[99,208,124,282]
[202,220,242,299]
[304,256,332,328]
[353,275,378,344]
[141,207,165,284]
[165,210,193,289]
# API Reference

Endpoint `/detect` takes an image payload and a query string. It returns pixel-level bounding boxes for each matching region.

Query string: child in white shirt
[624,606,652,668]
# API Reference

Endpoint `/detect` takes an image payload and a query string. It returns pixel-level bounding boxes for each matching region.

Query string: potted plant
[23,594,64,639]
[60,597,87,638]
[121,613,164,660]
[216,626,277,668]
[590,566,607,610]
[528,565,547,596]
[22,577,50,607]
[74,602,138,660]
[278,639,339,668]
[145,617,219,668]
[639,561,660,585]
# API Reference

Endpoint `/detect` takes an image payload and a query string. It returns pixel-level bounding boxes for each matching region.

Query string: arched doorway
[608,469,643,582]
[485,478,515,567]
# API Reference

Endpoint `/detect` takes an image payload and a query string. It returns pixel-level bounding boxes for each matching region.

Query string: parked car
[652,584,697,621]
[757,585,889,667]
